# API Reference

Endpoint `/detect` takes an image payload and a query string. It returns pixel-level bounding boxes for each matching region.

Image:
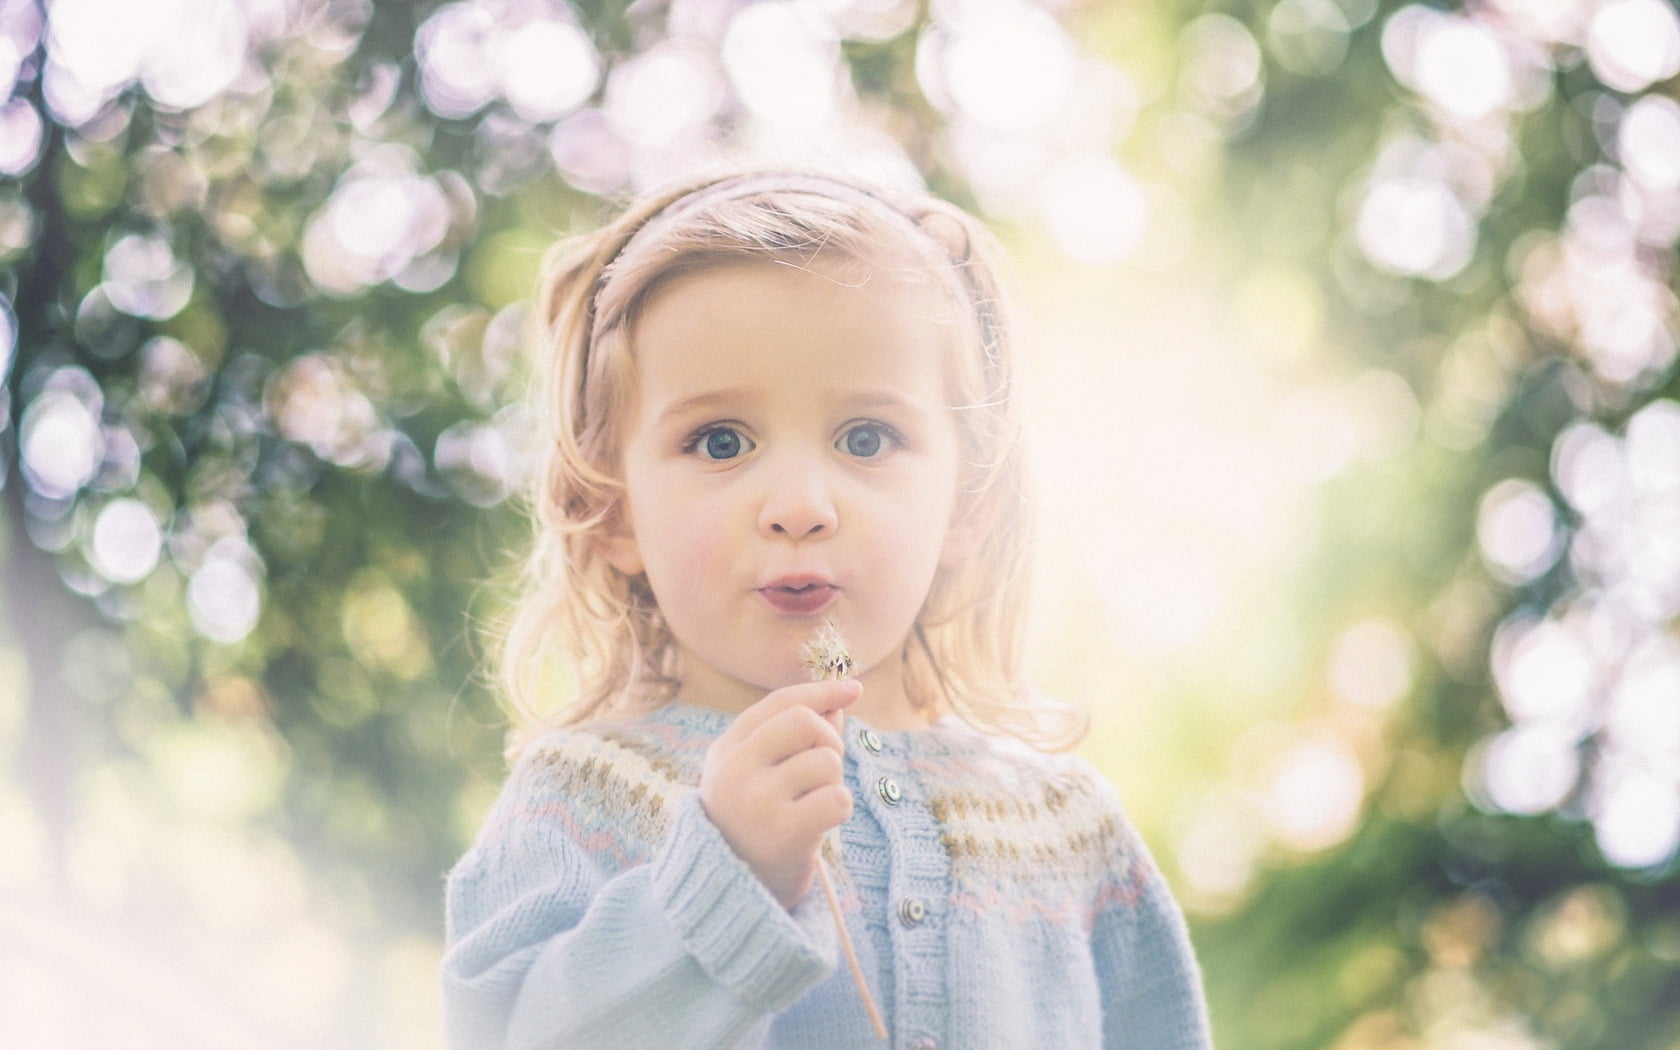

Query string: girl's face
[599,259,973,727]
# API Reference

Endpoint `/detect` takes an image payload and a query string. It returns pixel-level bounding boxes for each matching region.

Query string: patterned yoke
[441,702,1213,1050]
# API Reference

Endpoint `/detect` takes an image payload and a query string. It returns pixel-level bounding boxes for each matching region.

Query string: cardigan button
[859,727,883,753]
[876,776,902,806]
[909,1039,938,1050]
[897,897,927,927]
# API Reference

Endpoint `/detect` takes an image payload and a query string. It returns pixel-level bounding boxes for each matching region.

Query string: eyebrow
[843,391,936,420]
[654,388,760,425]
[654,388,934,424]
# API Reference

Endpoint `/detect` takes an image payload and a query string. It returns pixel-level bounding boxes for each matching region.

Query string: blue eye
[840,423,895,458]
[689,425,750,460]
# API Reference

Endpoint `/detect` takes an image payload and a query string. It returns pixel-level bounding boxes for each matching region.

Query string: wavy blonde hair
[495,169,1087,753]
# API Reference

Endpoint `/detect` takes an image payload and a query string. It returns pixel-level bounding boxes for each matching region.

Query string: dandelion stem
[802,620,887,1041]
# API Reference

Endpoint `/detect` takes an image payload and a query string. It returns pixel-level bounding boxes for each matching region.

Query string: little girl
[440,169,1213,1050]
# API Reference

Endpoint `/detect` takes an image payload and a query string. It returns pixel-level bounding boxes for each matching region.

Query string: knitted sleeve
[1088,784,1214,1050]
[440,744,838,1050]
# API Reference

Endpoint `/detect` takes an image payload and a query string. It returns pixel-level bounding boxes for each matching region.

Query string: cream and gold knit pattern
[443,701,1212,1050]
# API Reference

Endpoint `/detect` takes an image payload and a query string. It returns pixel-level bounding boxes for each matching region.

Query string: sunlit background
[2,0,1678,1047]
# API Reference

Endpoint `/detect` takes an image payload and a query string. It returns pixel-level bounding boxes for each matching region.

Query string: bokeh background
[3,0,1679,1046]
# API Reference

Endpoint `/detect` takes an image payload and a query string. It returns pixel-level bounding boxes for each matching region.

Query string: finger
[730,678,860,738]
[775,744,846,800]
[751,704,846,767]
[788,781,853,834]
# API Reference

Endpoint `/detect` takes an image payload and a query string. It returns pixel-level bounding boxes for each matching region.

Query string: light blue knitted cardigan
[441,703,1213,1050]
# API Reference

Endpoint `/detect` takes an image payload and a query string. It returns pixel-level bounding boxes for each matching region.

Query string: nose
[757,453,838,540]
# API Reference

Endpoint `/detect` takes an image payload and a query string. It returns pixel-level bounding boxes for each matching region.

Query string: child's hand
[699,678,861,910]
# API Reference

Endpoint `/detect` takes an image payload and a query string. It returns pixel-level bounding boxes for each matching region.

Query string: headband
[588,169,1003,367]
[617,170,928,259]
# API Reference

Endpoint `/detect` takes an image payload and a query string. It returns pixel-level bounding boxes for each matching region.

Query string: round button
[910,1038,938,1050]
[859,727,884,753]
[898,897,927,927]
[876,776,902,806]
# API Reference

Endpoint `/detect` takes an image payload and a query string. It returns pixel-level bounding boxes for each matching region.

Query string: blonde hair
[496,169,1086,752]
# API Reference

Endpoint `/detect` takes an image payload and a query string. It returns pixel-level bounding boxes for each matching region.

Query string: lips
[758,575,839,615]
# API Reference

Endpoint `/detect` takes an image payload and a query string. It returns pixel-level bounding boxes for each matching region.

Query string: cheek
[877,480,959,559]
[636,490,731,575]
[667,530,720,577]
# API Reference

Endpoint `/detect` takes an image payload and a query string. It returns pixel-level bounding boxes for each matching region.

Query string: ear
[594,522,645,577]
[939,513,983,568]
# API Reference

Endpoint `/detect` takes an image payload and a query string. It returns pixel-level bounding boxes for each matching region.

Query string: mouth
[758,576,839,615]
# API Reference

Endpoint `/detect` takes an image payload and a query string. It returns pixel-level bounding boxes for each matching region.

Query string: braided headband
[588,170,1003,364]
[617,170,928,255]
